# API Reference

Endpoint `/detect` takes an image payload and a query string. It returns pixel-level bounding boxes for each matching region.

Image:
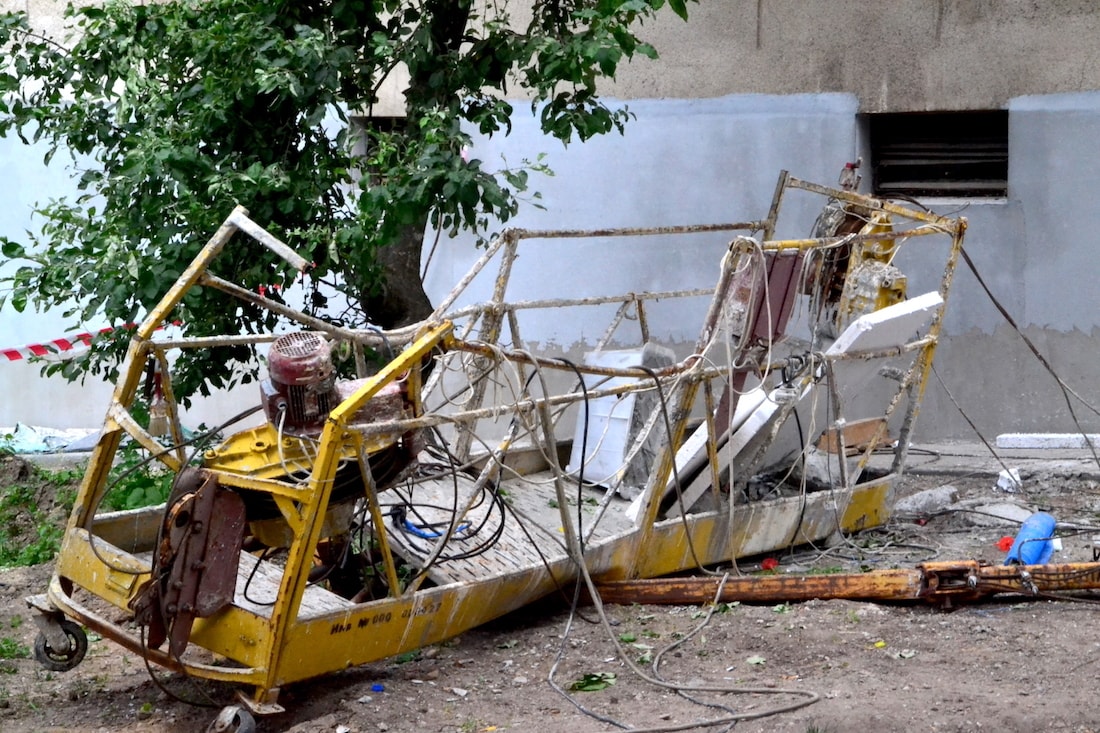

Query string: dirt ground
[4,459,1100,733]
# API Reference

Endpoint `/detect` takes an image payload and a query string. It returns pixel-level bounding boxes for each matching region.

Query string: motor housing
[261,332,339,434]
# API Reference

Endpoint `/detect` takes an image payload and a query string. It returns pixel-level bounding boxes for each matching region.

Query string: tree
[0,0,692,400]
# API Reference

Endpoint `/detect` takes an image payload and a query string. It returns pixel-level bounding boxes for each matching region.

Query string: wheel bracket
[26,593,72,654]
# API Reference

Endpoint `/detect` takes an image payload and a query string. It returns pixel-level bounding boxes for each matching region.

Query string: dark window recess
[869,111,1007,197]
[348,115,404,157]
[348,116,404,183]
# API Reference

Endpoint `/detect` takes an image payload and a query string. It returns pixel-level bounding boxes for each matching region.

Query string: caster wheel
[206,705,257,733]
[33,619,88,672]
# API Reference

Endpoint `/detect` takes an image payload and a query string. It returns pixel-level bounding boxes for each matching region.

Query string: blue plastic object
[1003,512,1057,565]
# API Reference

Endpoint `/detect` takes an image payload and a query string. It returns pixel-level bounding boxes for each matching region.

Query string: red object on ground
[996,536,1014,552]
[761,557,779,571]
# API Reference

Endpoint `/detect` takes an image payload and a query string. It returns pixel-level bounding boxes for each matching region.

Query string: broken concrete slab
[996,433,1100,449]
[894,484,959,516]
[949,499,1033,527]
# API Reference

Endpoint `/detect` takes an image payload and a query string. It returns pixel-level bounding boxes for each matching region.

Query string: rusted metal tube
[595,561,1100,608]
[596,570,923,605]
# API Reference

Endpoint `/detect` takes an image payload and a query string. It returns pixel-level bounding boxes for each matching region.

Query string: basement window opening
[867,110,1008,198]
[348,115,404,184]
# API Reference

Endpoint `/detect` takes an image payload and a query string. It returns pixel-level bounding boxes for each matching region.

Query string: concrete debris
[894,484,959,516]
[996,433,1100,449]
[0,423,97,453]
[950,499,1033,527]
[796,446,859,488]
[995,468,1022,492]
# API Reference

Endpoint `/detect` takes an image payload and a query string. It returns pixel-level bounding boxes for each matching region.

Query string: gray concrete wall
[1,0,84,36]
[13,1,1100,113]
[608,0,1100,112]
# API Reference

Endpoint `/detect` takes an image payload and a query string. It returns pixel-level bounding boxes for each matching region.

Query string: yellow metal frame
[38,175,967,713]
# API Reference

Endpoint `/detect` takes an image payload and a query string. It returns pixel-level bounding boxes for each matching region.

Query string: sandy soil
[3,467,1100,733]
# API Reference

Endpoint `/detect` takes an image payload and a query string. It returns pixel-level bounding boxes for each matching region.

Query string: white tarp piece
[0,424,98,453]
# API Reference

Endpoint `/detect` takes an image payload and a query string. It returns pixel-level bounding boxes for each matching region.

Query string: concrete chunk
[950,499,1033,527]
[996,433,1100,449]
[895,484,959,515]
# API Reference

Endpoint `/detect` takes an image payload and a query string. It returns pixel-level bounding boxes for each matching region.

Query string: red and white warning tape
[0,328,110,361]
[1,321,186,362]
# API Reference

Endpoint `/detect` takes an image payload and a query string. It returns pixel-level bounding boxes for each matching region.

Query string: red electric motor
[261,332,339,434]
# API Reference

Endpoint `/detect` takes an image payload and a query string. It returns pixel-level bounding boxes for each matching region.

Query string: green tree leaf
[0,239,24,259]
[0,0,691,398]
[569,672,616,692]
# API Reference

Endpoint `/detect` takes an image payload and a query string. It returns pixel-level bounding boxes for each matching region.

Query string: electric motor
[261,332,338,434]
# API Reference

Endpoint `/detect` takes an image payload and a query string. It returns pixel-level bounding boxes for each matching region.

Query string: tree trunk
[361,221,434,329]
[362,0,472,331]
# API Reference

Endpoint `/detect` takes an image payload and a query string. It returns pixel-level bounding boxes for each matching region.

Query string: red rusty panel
[749,250,803,344]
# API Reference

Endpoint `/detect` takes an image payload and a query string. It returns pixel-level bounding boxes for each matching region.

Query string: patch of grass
[2,523,63,567]
[0,436,174,568]
[0,637,30,661]
[0,455,78,567]
[101,440,175,511]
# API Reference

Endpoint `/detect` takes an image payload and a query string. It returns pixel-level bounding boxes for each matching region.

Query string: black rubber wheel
[206,705,257,733]
[33,619,88,672]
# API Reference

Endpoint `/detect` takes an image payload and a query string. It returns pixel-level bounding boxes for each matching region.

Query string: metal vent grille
[272,331,326,357]
[870,111,1008,198]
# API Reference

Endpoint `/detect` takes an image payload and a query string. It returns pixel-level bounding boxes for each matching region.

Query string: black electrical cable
[785,405,812,551]
[84,405,265,575]
[553,357,591,552]
[930,363,1015,477]
[388,430,510,572]
[241,546,279,606]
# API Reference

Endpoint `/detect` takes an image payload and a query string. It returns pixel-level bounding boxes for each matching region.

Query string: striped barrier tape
[1,328,113,361]
[1,298,269,363]
[0,322,172,362]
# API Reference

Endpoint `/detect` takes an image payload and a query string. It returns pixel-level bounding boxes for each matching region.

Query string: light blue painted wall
[5,90,1100,436]
[1008,92,1100,330]
[0,137,88,344]
[423,94,862,352]
[912,91,1100,438]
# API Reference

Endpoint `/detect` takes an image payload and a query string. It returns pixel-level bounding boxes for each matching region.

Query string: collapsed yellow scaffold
[26,172,967,730]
